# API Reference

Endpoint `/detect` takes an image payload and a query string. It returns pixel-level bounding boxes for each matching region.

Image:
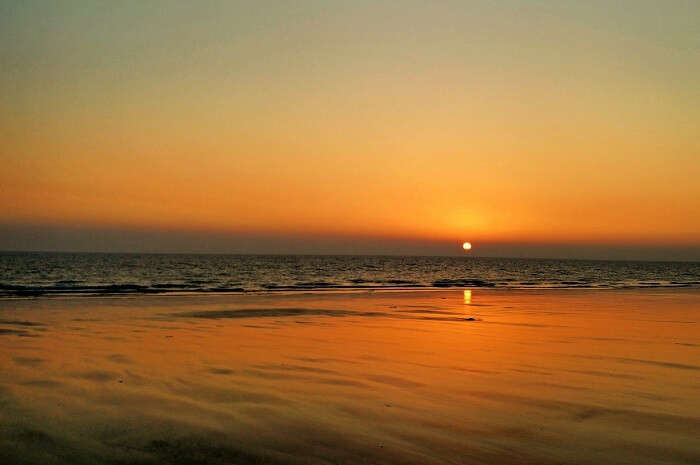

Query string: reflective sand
[0,290,698,464]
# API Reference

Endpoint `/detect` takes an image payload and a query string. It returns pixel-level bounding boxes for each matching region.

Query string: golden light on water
[462,242,472,251]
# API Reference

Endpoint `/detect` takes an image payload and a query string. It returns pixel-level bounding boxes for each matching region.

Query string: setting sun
[463,242,472,251]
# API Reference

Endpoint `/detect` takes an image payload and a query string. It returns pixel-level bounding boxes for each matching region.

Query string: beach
[1,289,699,464]
[3,1,699,463]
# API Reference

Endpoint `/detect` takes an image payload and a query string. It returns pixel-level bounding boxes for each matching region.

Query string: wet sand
[0,289,698,464]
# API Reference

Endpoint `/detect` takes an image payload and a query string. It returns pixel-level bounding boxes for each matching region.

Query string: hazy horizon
[1,222,698,262]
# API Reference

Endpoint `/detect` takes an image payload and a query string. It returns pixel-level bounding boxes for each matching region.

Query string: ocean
[1,252,699,297]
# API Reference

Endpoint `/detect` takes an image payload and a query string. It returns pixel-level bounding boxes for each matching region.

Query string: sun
[462,242,472,251]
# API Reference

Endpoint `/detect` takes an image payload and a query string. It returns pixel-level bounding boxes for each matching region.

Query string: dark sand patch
[11,427,57,447]
[207,368,236,375]
[106,354,132,364]
[0,319,43,327]
[0,328,28,336]
[171,307,480,323]
[174,308,359,319]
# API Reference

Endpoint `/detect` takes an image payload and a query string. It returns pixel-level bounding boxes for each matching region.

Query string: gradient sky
[1,1,699,258]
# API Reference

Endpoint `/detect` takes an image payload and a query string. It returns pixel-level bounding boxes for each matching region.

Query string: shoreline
[2,283,700,301]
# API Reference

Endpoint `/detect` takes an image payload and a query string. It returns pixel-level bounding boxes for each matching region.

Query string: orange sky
[1,1,699,255]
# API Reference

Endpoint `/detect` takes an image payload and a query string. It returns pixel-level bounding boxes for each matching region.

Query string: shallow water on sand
[0,290,699,464]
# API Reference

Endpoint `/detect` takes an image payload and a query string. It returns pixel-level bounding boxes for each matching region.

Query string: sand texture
[0,289,698,464]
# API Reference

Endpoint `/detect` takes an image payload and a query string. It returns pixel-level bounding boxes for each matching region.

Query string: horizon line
[2,249,699,264]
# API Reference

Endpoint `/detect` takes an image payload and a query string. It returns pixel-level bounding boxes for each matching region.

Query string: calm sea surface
[1,252,699,297]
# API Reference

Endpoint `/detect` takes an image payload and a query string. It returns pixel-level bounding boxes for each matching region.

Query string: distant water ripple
[1,252,698,297]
